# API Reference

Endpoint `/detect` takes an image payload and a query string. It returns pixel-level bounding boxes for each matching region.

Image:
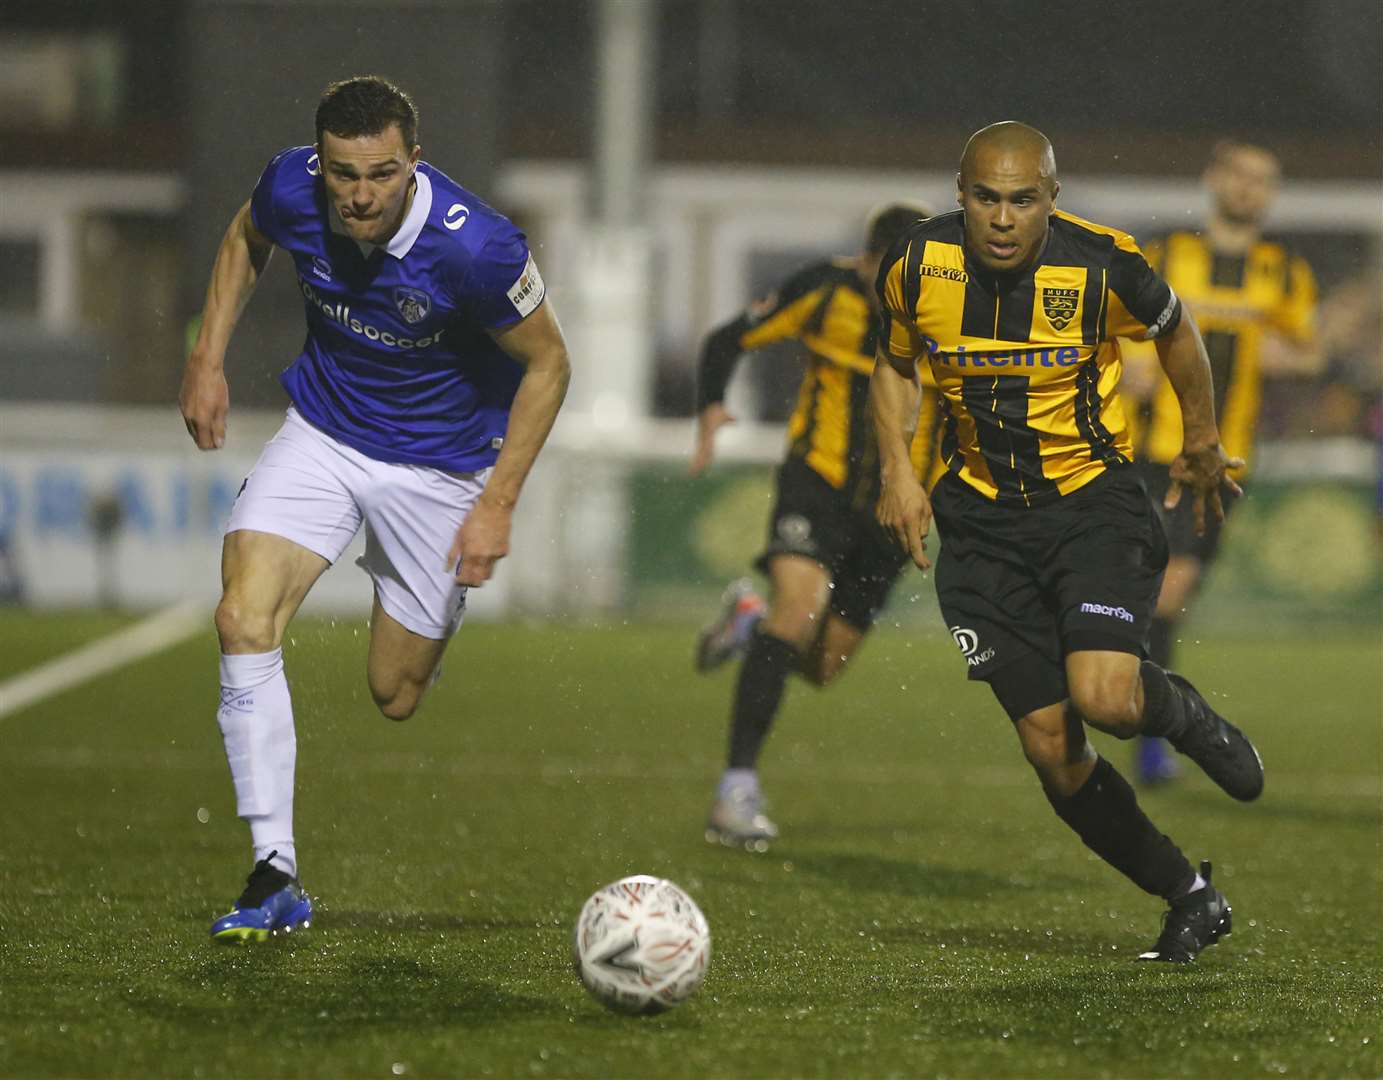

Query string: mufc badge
[394,286,432,326]
[1041,287,1079,331]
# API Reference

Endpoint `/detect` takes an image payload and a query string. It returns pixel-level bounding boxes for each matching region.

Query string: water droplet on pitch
[196,807,210,823]
[391,1064,407,1076]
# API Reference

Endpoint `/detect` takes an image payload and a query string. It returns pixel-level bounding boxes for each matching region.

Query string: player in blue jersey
[178,76,571,943]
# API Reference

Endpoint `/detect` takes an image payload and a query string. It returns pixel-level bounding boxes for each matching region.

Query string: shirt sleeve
[1107,238,1182,341]
[462,223,545,330]
[875,237,925,361]
[694,265,832,409]
[738,265,837,349]
[1268,254,1318,344]
[248,149,295,247]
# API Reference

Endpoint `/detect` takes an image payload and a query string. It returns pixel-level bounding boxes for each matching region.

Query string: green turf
[0,610,137,681]
[1,614,1380,1078]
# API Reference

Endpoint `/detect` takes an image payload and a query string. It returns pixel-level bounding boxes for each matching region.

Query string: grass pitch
[1,611,1380,1078]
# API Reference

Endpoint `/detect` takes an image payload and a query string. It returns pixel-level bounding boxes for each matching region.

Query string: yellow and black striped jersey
[878,209,1181,507]
[697,258,941,507]
[1136,231,1317,471]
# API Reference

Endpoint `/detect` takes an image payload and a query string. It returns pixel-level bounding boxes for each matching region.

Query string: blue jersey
[249,146,545,471]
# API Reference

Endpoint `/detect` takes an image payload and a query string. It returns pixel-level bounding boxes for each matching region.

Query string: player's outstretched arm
[689,316,756,477]
[179,201,274,450]
[870,350,932,571]
[449,300,572,587]
[1154,309,1245,535]
[689,401,735,478]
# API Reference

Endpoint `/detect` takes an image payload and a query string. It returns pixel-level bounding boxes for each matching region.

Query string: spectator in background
[1121,141,1319,785]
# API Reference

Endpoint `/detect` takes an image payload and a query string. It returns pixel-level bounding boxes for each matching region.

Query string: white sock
[718,768,759,800]
[1180,871,1207,897]
[219,649,297,879]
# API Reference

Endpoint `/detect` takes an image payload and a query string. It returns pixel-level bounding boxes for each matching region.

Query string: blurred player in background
[873,122,1263,963]
[1123,142,1319,784]
[178,76,570,941]
[689,202,939,850]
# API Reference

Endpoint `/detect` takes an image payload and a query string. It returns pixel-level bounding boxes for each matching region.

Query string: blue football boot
[1135,735,1181,786]
[210,850,312,944]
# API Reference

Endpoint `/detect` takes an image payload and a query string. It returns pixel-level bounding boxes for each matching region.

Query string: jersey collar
[327,169,433,259]
[385,169,431,258]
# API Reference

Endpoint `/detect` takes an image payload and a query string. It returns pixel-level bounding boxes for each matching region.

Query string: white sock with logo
[218,650,297,879]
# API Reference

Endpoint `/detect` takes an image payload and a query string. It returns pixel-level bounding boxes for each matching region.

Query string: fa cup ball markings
[573,875,711,1015]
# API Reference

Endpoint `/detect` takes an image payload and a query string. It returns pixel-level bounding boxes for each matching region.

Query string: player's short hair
[1208,139,1278,172]
[316,76,419,149]
[864,202,932,255]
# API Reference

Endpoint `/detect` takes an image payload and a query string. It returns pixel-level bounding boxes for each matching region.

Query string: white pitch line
[0,601,208,721]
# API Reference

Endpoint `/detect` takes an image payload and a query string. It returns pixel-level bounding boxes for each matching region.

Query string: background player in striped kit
[1122,141,1319,784]
[689,203,939,849]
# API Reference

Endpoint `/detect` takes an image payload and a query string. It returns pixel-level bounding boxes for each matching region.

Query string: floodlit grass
[1,613,1380,1078]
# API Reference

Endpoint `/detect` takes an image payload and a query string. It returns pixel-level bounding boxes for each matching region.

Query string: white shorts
[226,408,489,639]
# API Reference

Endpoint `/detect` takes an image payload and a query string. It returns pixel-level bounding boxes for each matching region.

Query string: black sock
[1139,660,1190,741]
[1148,616,1174,669]
[727,629,800,770]
[1045,757,1197,900]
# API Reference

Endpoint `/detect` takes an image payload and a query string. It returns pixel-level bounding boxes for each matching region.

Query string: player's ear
[955,172,964,207]
[1050,179,1060,206]
[408,143,422,172]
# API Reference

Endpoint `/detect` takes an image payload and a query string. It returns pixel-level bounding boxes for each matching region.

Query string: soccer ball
[572,875,711,1015]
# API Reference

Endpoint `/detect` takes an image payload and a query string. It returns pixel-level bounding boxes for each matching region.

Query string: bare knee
[1018,718,1071,776]
[800,659,840,688]
[760,603,823,655]
[215,595,280,654]
[1069,679,1140,737]
[795,613,865,687]
[1016,707,1094,795]
[800,654,847,687]
[371,679,424,722]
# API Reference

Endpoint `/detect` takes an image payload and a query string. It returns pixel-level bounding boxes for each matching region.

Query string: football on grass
[572,875,711,1014]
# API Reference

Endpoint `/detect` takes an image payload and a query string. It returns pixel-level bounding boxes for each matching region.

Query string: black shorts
[931,467,1169,717]
[1137,461,1239,564]
[756,460,911,631]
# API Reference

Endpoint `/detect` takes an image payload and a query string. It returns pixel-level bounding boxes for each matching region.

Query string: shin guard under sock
[727,629,801,770]
[1045,757,1196,900]
[1138,660,1191,742]
[219,649,297,878]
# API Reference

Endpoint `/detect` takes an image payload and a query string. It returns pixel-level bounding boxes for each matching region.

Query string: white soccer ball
[572,875,711,1015]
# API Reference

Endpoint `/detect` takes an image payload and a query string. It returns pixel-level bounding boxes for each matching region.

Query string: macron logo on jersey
[507,255,545,317]
[298,278,446,350]
[1079,602,1136,623]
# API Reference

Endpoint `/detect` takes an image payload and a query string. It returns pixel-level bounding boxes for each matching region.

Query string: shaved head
[960,121,1058,193]
[956,121,1060,273]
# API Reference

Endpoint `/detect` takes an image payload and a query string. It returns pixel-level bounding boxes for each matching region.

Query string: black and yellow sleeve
[695,264,834,411]
[874,236,923,363]
[1268,253,1318,345]
[1107,233,1182,342]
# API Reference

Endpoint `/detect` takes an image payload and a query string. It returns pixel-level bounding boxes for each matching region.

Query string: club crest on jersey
[1041,287,1080,331]
[394,287,432,325]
